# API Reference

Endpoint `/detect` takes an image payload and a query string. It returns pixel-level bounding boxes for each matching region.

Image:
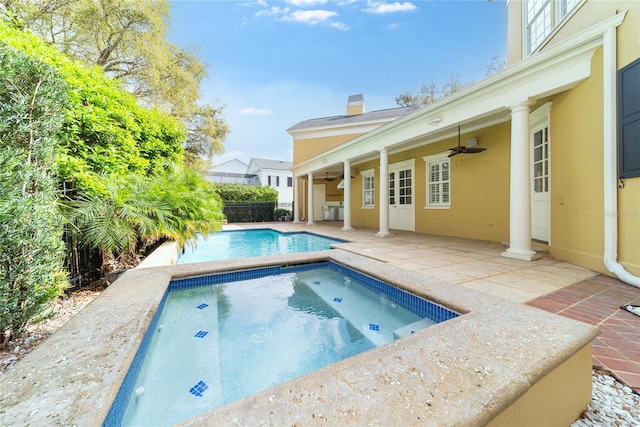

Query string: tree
[395,75,465,108]
[396,57,507,108]
[62,166,224,271]
[1,0,227,167]
[0,44,68,342]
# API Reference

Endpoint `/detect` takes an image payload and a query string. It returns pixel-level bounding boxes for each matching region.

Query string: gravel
[1,288,639,424]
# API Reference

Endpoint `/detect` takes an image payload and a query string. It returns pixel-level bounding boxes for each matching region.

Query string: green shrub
[0,45,68,341]
[212,183,278,203]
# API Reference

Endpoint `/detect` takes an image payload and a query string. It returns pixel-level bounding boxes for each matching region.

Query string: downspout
[602,25,640,287]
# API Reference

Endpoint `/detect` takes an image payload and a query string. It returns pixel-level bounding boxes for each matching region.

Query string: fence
[223,202,277,223]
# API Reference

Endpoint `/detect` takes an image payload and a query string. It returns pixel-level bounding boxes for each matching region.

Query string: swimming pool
[176,229,345,264]
[106,261,459,426]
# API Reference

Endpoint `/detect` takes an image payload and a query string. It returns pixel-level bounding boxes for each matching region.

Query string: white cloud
[363,1,417,14]
[255,6,289,17]
[279,9,349,30]
[237,107,274,116]
[284,9,338,24]
[286,0,328,6]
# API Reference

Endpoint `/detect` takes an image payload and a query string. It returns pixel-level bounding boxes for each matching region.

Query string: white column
[292,175,300,223]
[307,172,315,226]
[502,100,540,261]
[341,159,354,231]
[375,147,392,237]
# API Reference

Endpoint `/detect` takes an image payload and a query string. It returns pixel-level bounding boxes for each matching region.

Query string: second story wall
[293,133,364,165]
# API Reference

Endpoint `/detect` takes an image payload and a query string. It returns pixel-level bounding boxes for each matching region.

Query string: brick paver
[527,275,640,393]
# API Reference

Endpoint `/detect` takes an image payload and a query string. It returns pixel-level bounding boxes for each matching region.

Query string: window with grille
[287,177,293,187]
[423,153,450,208]
[361,169,374,208]
[525,0,582,56]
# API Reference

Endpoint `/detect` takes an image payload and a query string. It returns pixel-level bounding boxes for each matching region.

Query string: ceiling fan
[448,125,487,157]
[324,172,337,181]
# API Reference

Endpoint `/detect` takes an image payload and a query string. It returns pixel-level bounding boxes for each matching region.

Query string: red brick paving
[526,274,640,393]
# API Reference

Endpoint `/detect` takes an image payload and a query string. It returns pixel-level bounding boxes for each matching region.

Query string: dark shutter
[619,57,640,178]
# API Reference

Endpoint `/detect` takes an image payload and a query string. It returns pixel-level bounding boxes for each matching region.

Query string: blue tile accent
[333,297,342,303]
[369,324,380,331]
[313,280,321,286]
[196,303,208,310]
[194,330,208,338]
[103,289,170,426]
[189,380,209,397]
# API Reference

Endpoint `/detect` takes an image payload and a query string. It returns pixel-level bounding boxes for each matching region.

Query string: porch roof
[292,12,625,176]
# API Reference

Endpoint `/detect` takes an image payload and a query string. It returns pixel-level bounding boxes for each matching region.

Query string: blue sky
[168,0,507,166]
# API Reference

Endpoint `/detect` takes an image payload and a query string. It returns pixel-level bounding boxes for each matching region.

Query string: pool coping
[0,249,598,426]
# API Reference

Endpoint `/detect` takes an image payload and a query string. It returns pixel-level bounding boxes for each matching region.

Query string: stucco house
[288,1,639,285]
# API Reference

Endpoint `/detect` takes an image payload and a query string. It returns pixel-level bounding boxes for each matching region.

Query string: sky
[167,0,507,166]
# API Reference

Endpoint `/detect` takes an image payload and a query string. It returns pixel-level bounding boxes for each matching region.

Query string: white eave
[288,117,407,140]
[293,11,626,176]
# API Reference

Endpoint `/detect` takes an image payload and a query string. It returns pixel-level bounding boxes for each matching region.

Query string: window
[276,176,280,187]
[361,169,374,208]
[267,175,272,186]
[619,57,640,178]
[287,177,293,187]
[423,153,450,208]
[525,0,582,56]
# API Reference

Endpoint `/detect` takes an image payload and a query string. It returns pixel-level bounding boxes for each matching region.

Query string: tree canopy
[0,20,185,194]
[1,0,227,167]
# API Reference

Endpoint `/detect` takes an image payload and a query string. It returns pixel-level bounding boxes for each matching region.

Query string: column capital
[508,98,536,113]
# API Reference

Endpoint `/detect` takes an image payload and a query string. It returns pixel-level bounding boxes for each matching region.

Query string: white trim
[361,168,375,208]
[289,119,402,140]
[423,152,451,209]
[602,23,640,287]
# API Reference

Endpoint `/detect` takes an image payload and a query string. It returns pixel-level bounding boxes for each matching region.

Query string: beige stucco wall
[293,133,364,165]
[506,0,523,64]
[547,48,606,273]
[346,124,511,243]
[548,14,640,277]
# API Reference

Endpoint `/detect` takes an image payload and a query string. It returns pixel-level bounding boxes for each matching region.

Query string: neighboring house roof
[212,158,249,173]
[287,105,419,132]
[206,171,260,185]
[247,158,293,173]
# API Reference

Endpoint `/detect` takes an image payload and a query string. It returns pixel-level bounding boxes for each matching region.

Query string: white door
[531,121,550,243]
[313,184,326,221]
[388,160,415,231]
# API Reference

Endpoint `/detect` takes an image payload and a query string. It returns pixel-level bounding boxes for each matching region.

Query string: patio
[234,221,640,393]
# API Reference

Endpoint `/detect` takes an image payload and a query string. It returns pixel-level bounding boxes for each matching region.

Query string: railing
[223,201,277,223]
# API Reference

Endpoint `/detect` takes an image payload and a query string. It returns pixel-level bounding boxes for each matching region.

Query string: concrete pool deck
[0,223,601,426]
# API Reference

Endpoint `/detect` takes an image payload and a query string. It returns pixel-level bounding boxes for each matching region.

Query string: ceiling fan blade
[448,151,460,158]
[464,147,486,153]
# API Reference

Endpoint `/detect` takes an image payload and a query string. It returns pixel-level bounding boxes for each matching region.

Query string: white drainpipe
[602,26,640,287]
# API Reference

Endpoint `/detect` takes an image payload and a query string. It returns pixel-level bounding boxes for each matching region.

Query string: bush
[212,183,278,203]
[0,45,68,342]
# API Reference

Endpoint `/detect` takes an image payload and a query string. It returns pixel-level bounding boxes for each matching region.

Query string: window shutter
[619,58,640,178]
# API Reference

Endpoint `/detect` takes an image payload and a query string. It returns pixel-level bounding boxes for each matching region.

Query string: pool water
[176,229,344,264]
[108,262,459,426]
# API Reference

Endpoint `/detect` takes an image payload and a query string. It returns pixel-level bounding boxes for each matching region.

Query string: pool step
[392,318,436,340]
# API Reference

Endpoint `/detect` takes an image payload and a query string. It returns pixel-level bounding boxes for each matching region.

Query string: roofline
[293,11,626,176]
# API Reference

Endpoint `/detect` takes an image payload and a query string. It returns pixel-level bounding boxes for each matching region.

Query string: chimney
[346,93,365,116]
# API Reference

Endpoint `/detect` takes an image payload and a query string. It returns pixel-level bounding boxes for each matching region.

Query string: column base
[341,226,355,232]
[501,249,541,261]
[375,231,394,238]
[306,221,316,226]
